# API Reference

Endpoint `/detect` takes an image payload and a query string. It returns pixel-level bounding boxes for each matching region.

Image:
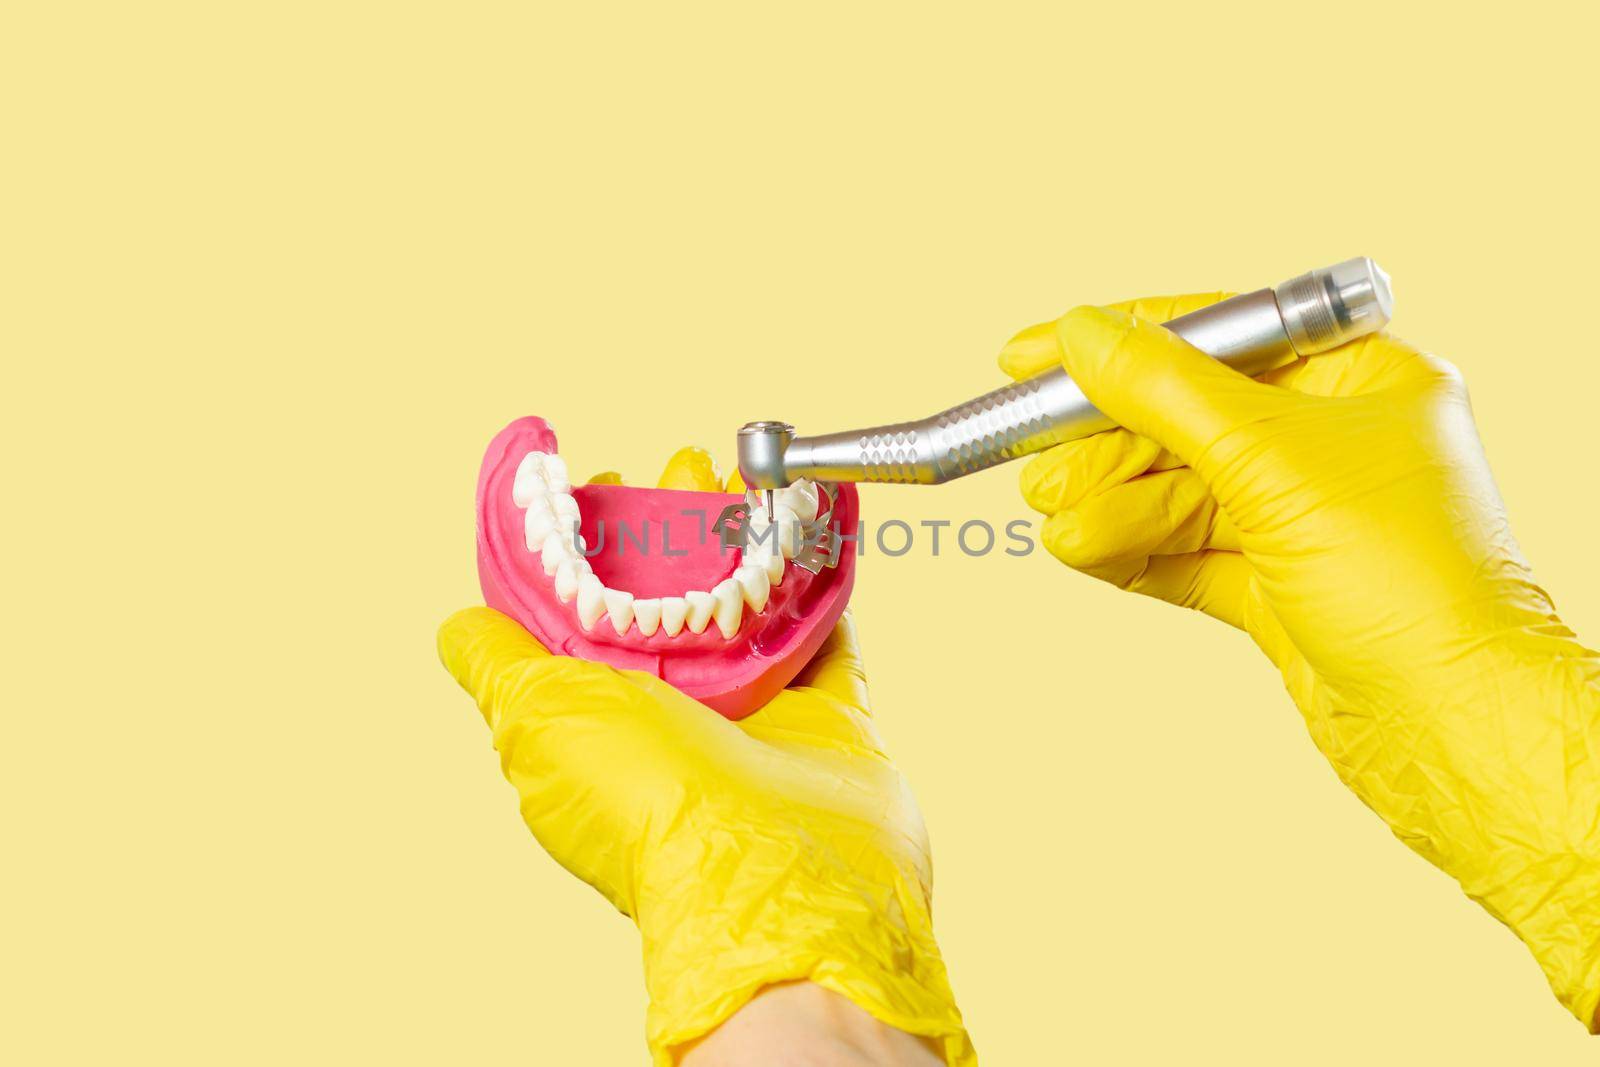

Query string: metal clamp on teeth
[713,501,751,551]
[789,526,840,574]
[791,481,842,573]
[711,482,844,573]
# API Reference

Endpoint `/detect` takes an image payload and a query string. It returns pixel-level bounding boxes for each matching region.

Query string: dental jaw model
[475,417,858,720]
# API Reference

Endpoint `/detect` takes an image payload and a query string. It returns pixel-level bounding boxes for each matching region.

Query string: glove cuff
[636,836,973,1065]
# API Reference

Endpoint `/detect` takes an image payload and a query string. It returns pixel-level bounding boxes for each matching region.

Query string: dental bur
[738,257,1392,503]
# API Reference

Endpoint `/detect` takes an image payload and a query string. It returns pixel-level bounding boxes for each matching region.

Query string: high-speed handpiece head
[1273,256,1393,356]
[737,420,797,491]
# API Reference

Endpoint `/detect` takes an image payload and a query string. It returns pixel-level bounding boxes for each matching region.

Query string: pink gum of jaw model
[475,416,859,720]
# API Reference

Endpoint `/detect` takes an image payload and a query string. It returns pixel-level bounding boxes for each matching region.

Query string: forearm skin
[679,982,945,1067]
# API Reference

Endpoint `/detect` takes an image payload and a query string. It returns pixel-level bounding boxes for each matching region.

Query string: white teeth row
[514,450,816,639]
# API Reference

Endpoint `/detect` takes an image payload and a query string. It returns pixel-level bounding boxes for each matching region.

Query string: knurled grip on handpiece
[738,257,1393,490]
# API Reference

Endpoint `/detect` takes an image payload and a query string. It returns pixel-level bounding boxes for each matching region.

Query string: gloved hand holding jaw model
[1000,295,1600,1029]
[439,450,973,1066]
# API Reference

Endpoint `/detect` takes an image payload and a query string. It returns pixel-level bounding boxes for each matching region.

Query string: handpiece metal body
[738,257,1392,491]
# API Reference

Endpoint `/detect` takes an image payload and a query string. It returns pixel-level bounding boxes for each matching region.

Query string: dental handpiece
[738,257,1392,501]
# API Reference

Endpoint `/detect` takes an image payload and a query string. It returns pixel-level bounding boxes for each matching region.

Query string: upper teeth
[514,450,816,639]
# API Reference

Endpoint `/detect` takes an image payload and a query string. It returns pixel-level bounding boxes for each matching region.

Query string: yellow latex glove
[1001,296,1600,1029]
[438,450,972,1065]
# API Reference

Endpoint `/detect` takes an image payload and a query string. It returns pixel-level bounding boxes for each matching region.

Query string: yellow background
[6,2,1598,1063]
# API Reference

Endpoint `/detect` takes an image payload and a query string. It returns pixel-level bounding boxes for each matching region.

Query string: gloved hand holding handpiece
[997,286,1600,1031]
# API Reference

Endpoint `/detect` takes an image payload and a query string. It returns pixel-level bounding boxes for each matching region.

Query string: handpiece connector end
[1275,256,1393,356]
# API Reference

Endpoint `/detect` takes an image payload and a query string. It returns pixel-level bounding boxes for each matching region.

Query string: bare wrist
[678,981,944,1067]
